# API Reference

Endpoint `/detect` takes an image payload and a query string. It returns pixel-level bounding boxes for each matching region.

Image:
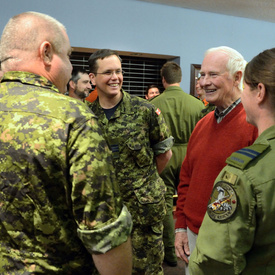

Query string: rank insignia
[207,181,237,221]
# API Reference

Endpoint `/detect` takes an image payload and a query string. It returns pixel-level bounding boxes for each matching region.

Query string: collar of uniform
[214,98,241,123]
[117,89,135,114]
[2,71,60,93]
[254,124,275,144]
[164,85,184,93]
[92,89,134,120]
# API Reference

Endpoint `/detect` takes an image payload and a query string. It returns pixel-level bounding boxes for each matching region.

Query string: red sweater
[175,103,258,234]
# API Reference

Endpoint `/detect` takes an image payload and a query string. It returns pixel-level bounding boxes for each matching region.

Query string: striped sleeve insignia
[155,108,161,116]
[226,144,269,170]
[207,181,237,221]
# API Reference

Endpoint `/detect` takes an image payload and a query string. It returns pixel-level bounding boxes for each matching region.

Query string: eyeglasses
[95,70,125,77]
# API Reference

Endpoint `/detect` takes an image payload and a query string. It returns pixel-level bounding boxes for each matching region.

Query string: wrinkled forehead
[201,52,228,73]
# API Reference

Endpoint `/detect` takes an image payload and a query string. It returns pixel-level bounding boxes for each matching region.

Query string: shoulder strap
[226,143,269,170]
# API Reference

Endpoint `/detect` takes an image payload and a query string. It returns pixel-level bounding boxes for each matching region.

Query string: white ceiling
[139,0,275,23]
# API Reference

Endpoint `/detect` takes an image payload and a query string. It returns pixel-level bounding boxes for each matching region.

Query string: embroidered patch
[207,181,237,221]
[155,108,161,115]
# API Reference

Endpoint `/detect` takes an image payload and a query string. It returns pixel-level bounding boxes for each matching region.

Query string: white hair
[205,46,247,90]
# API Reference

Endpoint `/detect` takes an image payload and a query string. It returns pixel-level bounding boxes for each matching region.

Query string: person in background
[88,49,173,275]
[67,67,91,101]
[195,76,216,117]
[195,77,208,106]
[0,12,132,275]
[190,47,275,274]
[174,46,258,275]
[145,84,160,100]
[151,61,204,267]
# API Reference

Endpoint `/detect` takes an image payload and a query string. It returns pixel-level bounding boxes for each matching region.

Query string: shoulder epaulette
[226,143,269,170]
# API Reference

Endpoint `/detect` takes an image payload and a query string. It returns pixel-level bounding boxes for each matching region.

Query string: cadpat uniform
[90,90,173,275]
[0,72,132,274]
[190,125,275,274]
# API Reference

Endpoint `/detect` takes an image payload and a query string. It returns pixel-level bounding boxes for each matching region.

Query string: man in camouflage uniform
[88,49,174,275]
[0,12,132,274]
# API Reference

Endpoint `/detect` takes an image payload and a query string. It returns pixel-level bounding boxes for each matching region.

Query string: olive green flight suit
[190,125,275,275]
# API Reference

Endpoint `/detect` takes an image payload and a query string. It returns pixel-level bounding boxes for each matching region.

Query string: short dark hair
[145,84,159,96]
[160,61,182,84]
[88,49,122,74]
[70,67,88,83]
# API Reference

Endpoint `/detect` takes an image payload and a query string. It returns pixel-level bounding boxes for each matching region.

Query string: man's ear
[234,71,242,87]
[162,76,167,87]
[89,73,96,85]
[69,80,76,90]
[40,41,53,65]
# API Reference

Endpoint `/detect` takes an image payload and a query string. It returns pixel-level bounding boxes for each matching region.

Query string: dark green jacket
[151,86,204,145]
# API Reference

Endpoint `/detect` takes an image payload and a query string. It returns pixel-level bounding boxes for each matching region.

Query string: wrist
[175,228,187,233]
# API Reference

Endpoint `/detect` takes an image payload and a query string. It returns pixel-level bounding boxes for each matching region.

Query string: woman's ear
[257,83,266,104]
[40,41,53,65]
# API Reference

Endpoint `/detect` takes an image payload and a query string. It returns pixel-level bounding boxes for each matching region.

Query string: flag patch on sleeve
[155,108,161,115]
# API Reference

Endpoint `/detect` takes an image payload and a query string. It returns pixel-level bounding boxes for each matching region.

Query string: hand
[175,231,190,264]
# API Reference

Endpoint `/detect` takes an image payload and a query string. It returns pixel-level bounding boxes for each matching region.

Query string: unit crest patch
[207,181,237,221]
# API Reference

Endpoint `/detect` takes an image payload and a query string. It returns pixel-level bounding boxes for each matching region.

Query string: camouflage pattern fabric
[131,222,164,275]
[0,72,132,274]
[90,90,173,274]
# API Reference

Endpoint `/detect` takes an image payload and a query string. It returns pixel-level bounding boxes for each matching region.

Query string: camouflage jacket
[0,72,132,274]
[90,90,173,226]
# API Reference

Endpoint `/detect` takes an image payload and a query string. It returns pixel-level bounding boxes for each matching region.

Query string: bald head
[0,12,66,70]
[0,12,72,93]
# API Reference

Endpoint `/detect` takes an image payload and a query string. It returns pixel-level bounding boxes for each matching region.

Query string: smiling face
[199,51,236,111]
[146,87,160,100]
[90,55,123,101]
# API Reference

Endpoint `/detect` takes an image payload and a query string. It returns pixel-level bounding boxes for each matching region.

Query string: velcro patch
[207,181,237,221]
[221,171,238,185]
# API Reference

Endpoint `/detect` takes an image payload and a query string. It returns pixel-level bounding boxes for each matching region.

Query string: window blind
[70,51,167,98]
